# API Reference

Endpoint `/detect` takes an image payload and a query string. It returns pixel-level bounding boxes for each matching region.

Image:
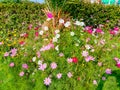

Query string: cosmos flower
[50,62,57,69]
[56,73,62,79]
[44,77,52,86]
[67,72,73,78]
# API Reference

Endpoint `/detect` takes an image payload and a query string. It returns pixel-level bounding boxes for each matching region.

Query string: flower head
[57,73,62,79]
[19,71,24,77]
[105,68,112,74]
[44,77,51,86]
[47,12,53,19]
[72,57,78,64]
[22,63,28,69]
[38,63,47,71]
[82,51,89,57]
[4,52,9,57]
[9,62,14,67]
[50,62,57,69]
[67,72,73,78]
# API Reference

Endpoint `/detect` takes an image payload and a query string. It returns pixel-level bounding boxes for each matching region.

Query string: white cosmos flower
[64,21,71,27]
[39,30,44,35]
[44,26,49,31]
[85,44,91,50]
[55,34,60,39]
[32,57,36,62]
[55,45,59,51]
[46,18,51,21]
[74,21,85,26]
[53,37,58,42]
[59,18,64,24]
[70,32,75,36]
[55,29,60,34]
[38,60,42,65]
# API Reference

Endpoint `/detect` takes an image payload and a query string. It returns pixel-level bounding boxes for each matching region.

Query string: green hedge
[64,2,120,27]
[0,2,45,31]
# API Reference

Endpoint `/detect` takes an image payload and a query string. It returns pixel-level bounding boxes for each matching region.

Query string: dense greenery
[64,2,120,27]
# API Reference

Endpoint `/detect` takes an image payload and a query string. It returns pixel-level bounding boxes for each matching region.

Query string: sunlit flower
[85,44,91,50]
[105,68,112,74]
[9,62,14,67]
[22,63,28,69]
[70,32,75,36]
[19,71,24,77]
[50,62,57,69]
[55,45,59,51]
[74,21,85,26]
[40,43,54,51]
[67,72,73,78]
[64,21,71,27]
[67,58,73,63]
[4,52,9,57]
[38,63,47,71]
[38,60,42,65]
[82,51,89,57]
[93,80,97,85]
[32,57,36,62]
[59,18,64,24]
[10,48,17,57]
[52,37,58,42]
[55,29,60,34]
[44,77,51,86]
[36,51,41,58]
[55,34,60,39]
[57,73,62,79]
[43,26,49,31]
[39,30,44,35]
[47,12,53,19]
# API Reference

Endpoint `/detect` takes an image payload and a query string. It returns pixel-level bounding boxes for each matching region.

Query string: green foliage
[64,2,120,27]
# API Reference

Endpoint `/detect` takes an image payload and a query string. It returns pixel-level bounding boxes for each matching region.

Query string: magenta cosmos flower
[47,12,53,19]
[44,77,52,86]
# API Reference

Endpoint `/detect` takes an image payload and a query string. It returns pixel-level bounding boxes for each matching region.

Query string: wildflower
[22,63,28,69]
[55,34,60,39]
[44,77,51,86]
[36,51,41,58]
[105,68,112,74]
[70,32,75,36]
[40,43,54,51]
[85,56,95,62]
[93,80,97,85]
[72,57,78,64]
[59,18,64,24]
[47,12,53,19]
[52,37,58,42]
[85,44,91,50]
[100,39,105,45]
[57,73,62,79]
[38,60,42,65]
[19,41,25,46]
[114,27,119,31]
[55,29,60,34]
[4,52,9,57]
[64,21,71,27]
[116,61,120,68]
[55,45,59,51]
[59,53,64,57]
[28,24,32,30]
[74,21,85,26]
[87,29,93,34]
[35,32,39,37]
[32,57,36,62]
[96,28,103,34]
[86,38,90,42]
[38,63,47,71]
[50,62,57,69]
[0,42,3,45]
[43,26,49,31]
[19,71,24,77]
[67,72,73,78]
[102,76,106,81]
[98,62,102,66]
[10,48,17,57]
[82,51,89,57]
[39,30,44,35]
[113,57,119,62]
[9,62,14,67]
[67,58,73,63]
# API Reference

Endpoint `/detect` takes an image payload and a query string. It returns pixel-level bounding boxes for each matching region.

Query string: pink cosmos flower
[114,27,119,31]
[116,61,120,68]
[40,43,54,52]
[67,72,73,78]
[82,51,89,57]
[113,57,119,62]
[57,73,62,79]
[93,80,97,85]
[85,56,95,62]
[105,68,112,74]
[98,62,102,66]
[47,12,53,19]
[38,63,47,71]
[96,28,103,34]
[59,53,64,57]
[9,62,14,67]
[102,76,106,80]
[50,62,57,69]
[67,58,73,63]
[0,42,3,45]
[4,52,9,57]
[44,77,51,86]
[19,71,24,77]
[22,63,28,69]
[36,51,41,58]
[10,48,17,57]
[28,24,32,30]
